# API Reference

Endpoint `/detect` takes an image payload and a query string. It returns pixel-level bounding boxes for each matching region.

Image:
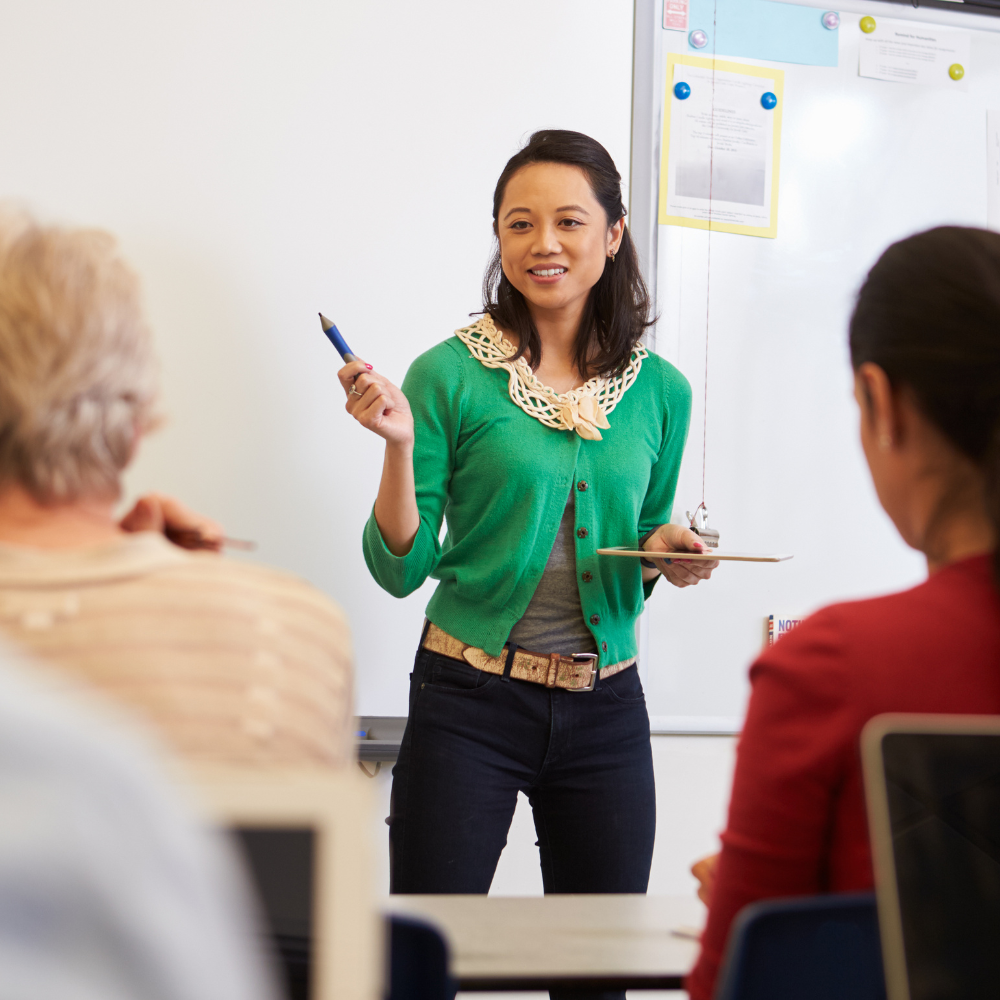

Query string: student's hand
[643,523,720,588]
[120,493,224,552]
[691,852,720,907]
[338,360,414,449]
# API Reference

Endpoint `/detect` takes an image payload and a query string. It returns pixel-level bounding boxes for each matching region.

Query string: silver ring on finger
[349,385,363,397]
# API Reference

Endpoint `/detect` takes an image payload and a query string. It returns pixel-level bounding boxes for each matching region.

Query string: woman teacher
[339,131,716,915]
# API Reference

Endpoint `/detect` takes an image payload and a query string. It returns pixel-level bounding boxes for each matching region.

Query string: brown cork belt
[422,622,633,693]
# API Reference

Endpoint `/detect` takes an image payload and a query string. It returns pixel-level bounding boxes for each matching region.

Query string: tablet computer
[597,547,792,563]
[862,714,1000,1000]
[183,768,381,1000]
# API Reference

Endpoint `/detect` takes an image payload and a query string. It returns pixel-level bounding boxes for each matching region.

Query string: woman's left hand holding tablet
[643,523,719,588]
[338,360,414,447]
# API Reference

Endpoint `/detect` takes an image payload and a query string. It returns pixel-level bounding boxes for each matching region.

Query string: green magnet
[860,16,876,33]
[949,63,965,81]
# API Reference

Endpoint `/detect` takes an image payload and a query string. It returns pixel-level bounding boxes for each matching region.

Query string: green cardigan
[363,330,692,667]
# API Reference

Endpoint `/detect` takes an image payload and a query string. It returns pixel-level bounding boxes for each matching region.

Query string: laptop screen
[234,827,315,1000]
[882,732,1000,1000]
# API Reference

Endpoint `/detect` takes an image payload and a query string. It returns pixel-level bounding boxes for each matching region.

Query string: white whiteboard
[642,1,1000,731]
[0,0,635,718]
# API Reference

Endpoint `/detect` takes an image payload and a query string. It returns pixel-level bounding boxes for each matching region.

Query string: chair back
[714,893,886,1000]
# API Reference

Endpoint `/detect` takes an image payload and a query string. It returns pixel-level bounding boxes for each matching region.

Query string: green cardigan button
[602,641,608,651]
[582,571,593,583]
[577,481,588,491]
[576,527,588,539]
[589,614,601,625]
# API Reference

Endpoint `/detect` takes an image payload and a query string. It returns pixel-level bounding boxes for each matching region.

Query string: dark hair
[483,129,652,377]
[849,226,1000,581]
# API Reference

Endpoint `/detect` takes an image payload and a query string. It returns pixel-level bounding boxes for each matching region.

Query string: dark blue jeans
[389,646,656,1000]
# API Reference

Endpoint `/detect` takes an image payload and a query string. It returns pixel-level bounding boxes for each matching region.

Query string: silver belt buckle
[569,652,599,692]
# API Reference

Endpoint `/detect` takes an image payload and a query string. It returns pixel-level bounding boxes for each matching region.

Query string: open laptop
[862,714,1000,1000]
[181,768,382,1000]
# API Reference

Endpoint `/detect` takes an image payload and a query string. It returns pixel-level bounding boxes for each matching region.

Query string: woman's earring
[609,249,616,264]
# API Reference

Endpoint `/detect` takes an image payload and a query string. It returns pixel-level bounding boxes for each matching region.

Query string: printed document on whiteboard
[859,20,970,92]
[659,54,783,239]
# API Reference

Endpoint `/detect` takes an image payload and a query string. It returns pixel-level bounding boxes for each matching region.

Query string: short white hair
[0,209,159,502]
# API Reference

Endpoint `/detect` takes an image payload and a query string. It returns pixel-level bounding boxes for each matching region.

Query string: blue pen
[319,313,359,364]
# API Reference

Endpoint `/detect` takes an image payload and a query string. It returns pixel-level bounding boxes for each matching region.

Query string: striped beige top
[0,533,353,768]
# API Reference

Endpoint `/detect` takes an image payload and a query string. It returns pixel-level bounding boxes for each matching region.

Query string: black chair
[387,914,456,1000]
[714,893,886,1000]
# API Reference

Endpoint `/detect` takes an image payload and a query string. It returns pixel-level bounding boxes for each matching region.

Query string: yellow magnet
[860,16,876,33]
[949,63,965,81]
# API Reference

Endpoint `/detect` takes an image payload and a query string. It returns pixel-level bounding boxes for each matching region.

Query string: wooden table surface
[383,893,704,992]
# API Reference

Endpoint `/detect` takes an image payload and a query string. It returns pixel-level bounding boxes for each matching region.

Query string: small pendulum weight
[686,503,720,549]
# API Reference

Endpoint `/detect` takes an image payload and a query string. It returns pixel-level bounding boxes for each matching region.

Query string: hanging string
[701,0,719,508]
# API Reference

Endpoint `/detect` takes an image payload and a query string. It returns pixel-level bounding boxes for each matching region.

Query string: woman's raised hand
[338,360,414,448]
[340,359,420,556]
[643,522,720,588]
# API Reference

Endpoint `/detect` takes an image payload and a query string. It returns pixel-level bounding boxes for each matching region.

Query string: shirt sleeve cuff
[362,510,439,598]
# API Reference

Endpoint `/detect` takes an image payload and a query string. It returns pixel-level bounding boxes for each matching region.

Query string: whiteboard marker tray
[597,547,793,563]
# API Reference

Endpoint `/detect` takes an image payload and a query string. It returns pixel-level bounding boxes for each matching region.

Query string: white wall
[0,0,636,719]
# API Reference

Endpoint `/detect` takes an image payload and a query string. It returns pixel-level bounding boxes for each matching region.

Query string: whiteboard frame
[629,0,665,696]
[627,0,997,736]
[771,0,1000,33]
[631,0,746,736]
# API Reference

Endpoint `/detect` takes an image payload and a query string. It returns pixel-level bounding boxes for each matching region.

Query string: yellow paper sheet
[659,53,784,239]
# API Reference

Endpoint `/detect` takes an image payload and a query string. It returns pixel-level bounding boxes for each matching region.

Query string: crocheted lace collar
[454,314,646,440]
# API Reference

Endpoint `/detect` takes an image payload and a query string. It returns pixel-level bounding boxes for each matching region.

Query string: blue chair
[387,914,456,1000]
[714,893,886,1000]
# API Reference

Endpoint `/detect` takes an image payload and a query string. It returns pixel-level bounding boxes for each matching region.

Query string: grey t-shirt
[507,492,598,656]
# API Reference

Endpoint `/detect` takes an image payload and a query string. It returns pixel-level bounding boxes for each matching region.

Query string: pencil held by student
[0,207,354,767]
[687,226,1000,998]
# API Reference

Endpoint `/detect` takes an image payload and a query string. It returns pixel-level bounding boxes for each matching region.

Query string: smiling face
[496,162,623,321]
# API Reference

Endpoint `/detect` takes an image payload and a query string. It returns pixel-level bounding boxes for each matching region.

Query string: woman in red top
[687,226,1000,999]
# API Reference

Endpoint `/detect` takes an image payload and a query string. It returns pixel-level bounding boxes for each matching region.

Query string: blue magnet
[673,81,691,100]
[760,91,777,110]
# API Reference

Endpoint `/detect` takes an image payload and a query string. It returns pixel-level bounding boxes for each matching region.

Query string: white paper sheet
[660,59,781,237]
[859,20,970,92]
[988,111,1000,232]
